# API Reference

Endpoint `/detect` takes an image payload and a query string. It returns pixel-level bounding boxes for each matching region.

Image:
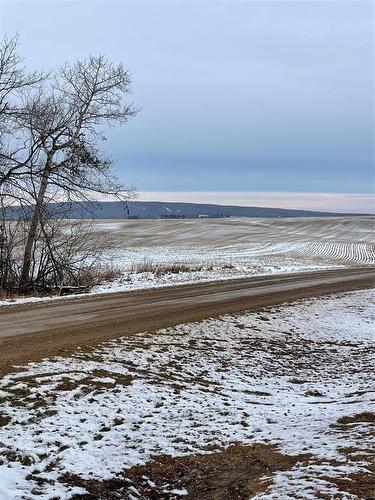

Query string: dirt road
[0,267,373,374]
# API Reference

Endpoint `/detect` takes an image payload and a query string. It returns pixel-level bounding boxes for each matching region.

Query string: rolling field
[87,216,375,296]
[93,216,375,267]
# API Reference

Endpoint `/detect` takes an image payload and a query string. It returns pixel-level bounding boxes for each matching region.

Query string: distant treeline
[2,200,359,221]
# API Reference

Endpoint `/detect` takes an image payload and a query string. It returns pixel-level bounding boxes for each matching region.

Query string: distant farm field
[92,216,375,265]
[85,216,374,293]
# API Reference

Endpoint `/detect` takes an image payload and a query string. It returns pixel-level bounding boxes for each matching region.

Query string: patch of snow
[169,488,188,496]
[91,222,124,231]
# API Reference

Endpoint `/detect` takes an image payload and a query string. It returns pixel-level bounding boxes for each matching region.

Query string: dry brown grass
[128,259,234,277]
[75,264,123,288]
[0,264,123,300]
[129,260,200,277]
[0,289,15,300]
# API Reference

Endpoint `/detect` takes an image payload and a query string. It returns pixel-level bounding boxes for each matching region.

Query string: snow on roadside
[0,289,374,498]
[0,255,338,308]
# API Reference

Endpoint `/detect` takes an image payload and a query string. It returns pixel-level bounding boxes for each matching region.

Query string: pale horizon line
[136,191,375,214]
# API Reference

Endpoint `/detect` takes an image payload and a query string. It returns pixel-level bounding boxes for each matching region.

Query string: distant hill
[2,200,362,220]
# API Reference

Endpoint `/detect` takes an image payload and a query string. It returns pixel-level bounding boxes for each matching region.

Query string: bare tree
[0,36,137,293]
[17,55,137,288]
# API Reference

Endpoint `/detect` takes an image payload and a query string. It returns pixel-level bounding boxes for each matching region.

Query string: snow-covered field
[0,289,373,498]
[1,216,374,306]
[93,216,375,271]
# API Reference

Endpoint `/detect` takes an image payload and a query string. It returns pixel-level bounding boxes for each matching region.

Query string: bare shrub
[0,214,114,294]
[126,259,238,279]
[128,259,224,278]
[0,288,14,300]
[154,263,195,277]
[76,264,123,288]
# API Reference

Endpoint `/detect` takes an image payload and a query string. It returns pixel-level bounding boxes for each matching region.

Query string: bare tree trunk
[19,153,53,289]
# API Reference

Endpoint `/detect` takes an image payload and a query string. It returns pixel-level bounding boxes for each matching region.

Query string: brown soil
[326,413,375,498]
[0,268,373,377]
[336,412,375,425]
[61,443,311,499]
[0,412,11,426]
[320,467,375,499]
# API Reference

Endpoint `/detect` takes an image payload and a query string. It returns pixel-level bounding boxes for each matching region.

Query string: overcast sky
[1,0,374,212]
